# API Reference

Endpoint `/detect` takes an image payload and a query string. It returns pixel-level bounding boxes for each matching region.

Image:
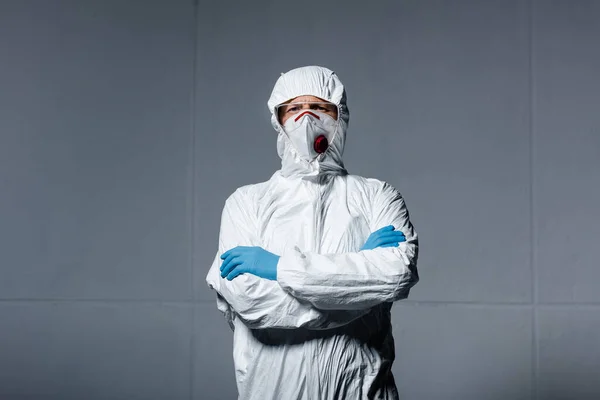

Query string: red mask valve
[314,135,329,154]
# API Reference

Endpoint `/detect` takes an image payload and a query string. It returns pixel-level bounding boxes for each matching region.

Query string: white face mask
[281,110,338,162]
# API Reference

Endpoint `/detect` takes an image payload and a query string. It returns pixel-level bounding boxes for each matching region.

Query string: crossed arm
[205,182,419,330]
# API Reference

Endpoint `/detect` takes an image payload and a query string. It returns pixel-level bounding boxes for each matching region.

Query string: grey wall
[0,0,598,399]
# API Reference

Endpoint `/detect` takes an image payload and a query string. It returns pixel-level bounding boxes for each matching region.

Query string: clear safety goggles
[275,101,339,123]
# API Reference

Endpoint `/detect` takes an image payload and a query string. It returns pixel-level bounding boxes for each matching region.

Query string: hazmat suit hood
[267,66,350,179]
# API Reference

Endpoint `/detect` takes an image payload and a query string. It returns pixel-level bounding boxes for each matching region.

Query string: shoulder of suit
[344,175,398,194]
[227,177,277,206]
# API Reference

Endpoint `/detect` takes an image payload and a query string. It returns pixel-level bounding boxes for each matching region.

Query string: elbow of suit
[234,300,274,329]
[391,267,419,302]
[228,288,289,329]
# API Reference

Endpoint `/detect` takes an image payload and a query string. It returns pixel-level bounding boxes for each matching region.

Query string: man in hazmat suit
[206,65,419,400]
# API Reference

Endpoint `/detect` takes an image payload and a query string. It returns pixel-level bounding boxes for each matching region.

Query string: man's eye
[287,107,299,113]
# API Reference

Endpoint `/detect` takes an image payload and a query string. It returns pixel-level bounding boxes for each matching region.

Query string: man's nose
[294,110,320,122]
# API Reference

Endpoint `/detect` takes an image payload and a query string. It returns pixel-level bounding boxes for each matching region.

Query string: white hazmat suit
[206,66,419,399]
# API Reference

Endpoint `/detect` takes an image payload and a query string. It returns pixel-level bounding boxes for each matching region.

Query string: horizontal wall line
[0,298,193,304]
[0,298,600,308]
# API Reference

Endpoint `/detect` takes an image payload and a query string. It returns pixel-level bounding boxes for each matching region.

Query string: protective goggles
[275,101,339,123]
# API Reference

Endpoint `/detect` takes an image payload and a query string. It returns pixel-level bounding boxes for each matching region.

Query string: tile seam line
[190,1,200,399]
[3,299,600,306]
[528,1,539,399]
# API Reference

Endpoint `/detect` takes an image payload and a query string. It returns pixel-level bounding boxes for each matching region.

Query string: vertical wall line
[529,0,539,399]
[190,0,200,399]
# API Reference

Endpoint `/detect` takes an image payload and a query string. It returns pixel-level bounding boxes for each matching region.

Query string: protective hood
[267,66,350,179]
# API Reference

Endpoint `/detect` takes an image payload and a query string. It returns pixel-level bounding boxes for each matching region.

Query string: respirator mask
[276,101,339,162]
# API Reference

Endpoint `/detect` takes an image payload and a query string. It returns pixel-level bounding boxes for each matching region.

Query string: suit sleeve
[205,190,369,330]
[276,181,419,310]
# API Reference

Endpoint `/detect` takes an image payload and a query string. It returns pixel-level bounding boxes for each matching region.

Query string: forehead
[286,95,332,104]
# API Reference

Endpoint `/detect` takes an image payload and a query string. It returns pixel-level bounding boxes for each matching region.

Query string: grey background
[0,0,598,399]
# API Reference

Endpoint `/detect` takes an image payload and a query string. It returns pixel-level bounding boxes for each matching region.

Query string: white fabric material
[281,110,337,162]
[206,66,419,400]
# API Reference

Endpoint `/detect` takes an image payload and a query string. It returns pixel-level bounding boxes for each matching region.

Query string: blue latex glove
[360,225,406,251]
[220,246,280,281]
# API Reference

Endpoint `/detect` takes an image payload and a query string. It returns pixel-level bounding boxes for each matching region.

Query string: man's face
[277,95,338,125]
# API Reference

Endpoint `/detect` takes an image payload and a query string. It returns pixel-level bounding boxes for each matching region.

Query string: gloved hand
[360,225,406,251]
[220,246,280,281]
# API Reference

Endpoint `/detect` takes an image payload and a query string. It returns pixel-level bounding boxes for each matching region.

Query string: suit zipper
[314,175,323,253]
